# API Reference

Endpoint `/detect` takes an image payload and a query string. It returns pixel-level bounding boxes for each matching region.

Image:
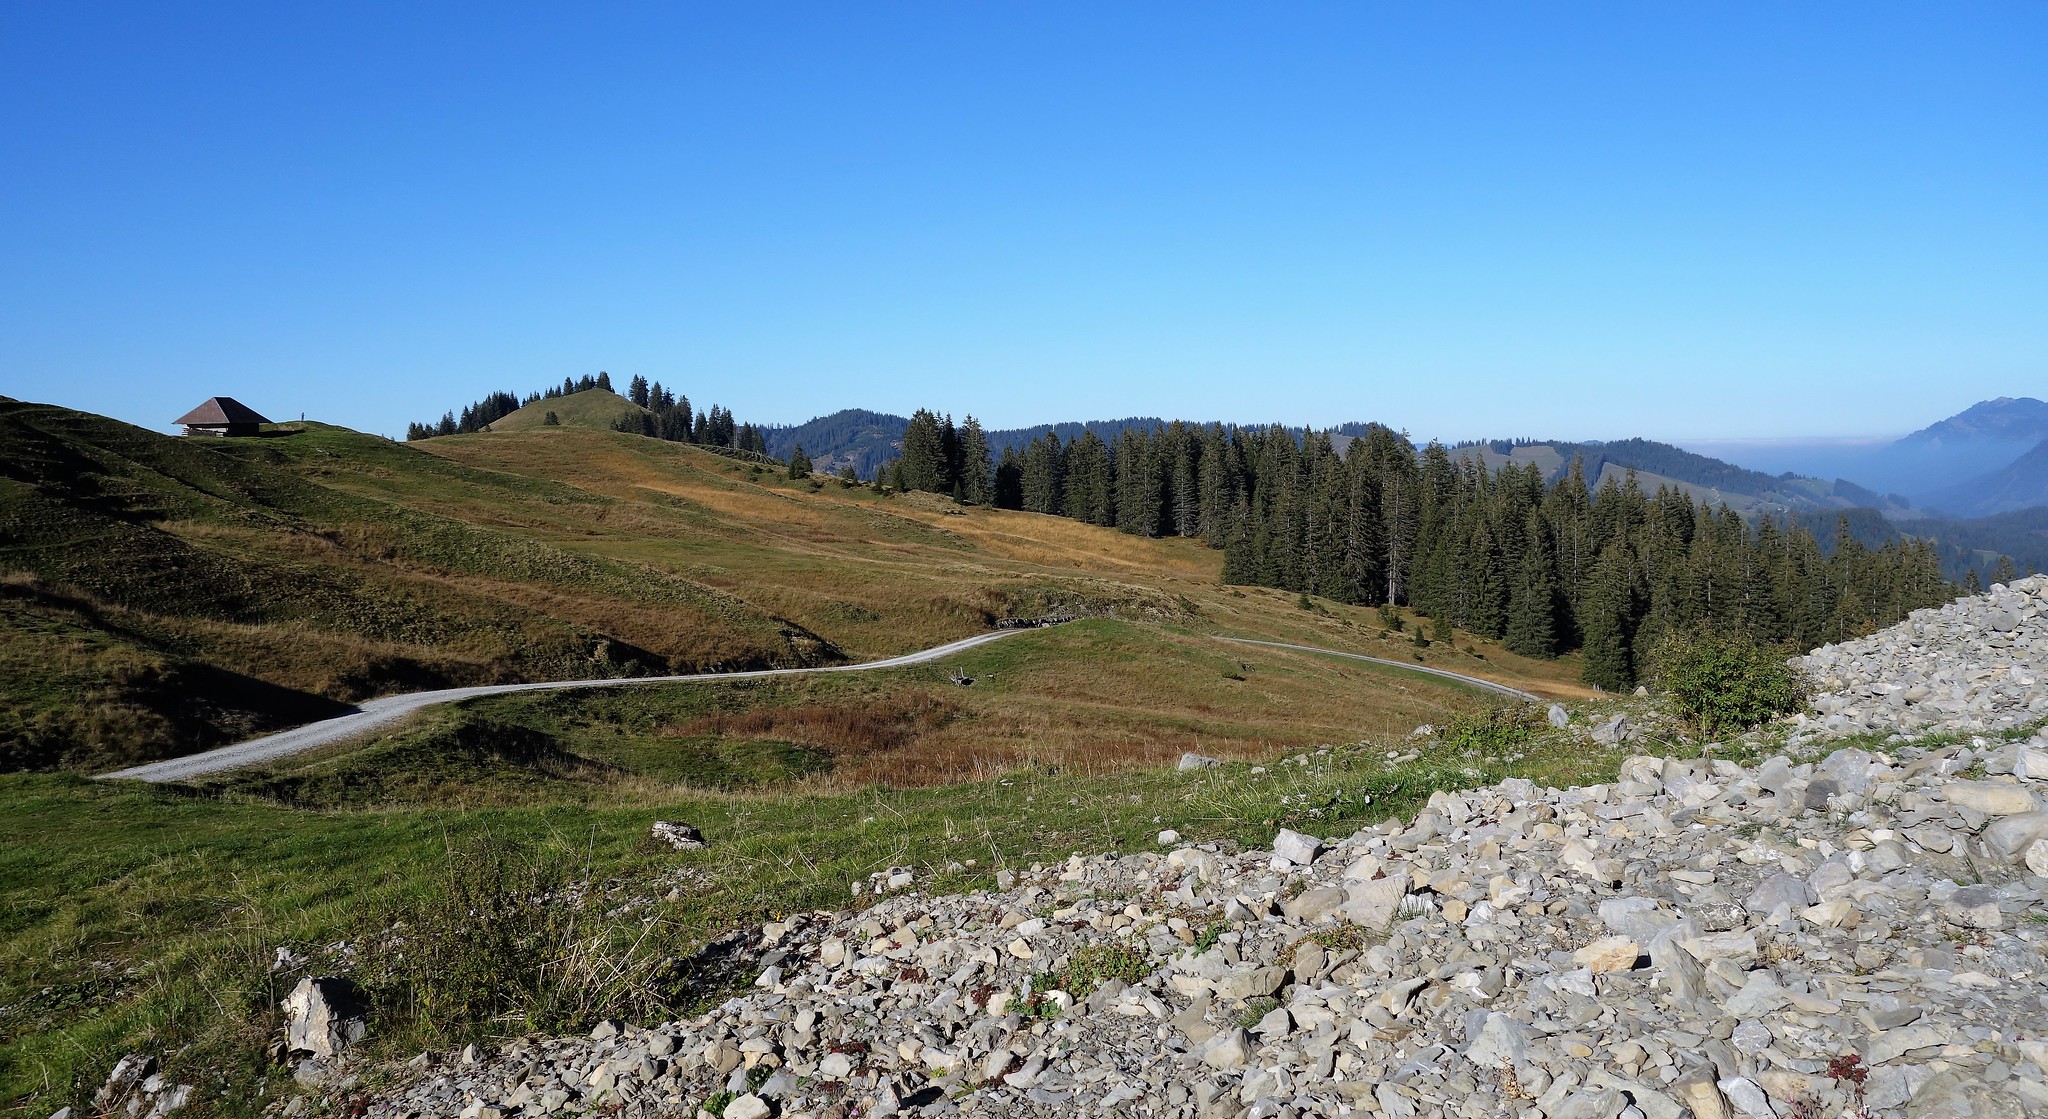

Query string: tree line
[875,418,1956,688]
[612,374,766,453]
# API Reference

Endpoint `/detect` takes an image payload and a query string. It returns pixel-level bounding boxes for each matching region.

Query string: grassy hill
[0,396,1620,1112]
[0,397,1584,774]
[487,386,652,432]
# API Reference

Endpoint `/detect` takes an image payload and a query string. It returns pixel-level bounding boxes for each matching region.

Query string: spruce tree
[1579,541,1637,691]
[787,444,812,479]
[900,409,949,494]
[628,375,649,407]
[1020,432,1064,514]
[958,416,994,505]
[994,446,1024,509]
[1064,431,1114,525]
[1505,513,1559,657]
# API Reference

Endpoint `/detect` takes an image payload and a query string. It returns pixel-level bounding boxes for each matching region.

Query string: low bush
[1435,701,1543,756]
[1650,628,1805,738]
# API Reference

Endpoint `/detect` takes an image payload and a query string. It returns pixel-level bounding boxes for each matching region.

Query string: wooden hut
[174,397,270,437]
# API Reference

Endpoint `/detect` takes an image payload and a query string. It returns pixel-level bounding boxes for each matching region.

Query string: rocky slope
[1796,575,2047,740]
[310,581,2048,1119]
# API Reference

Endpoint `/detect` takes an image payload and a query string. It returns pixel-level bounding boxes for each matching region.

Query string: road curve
[103,628,1035,783]
[1215,637,1540,702]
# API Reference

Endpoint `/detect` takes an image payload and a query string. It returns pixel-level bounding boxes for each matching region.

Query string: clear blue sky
[3,3,2042,443]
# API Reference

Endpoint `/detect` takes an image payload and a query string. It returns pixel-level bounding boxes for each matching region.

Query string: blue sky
[2,3,2042,444]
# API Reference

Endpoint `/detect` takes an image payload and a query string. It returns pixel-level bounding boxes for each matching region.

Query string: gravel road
[102,629,1035,783]
[103,629,1538,783]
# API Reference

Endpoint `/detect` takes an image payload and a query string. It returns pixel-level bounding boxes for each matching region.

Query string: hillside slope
[0,399,1584,772]
[1922,436,2048,518]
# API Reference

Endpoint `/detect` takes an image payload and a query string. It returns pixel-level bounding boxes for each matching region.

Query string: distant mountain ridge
[1898,397,2048,447]
[1687,396,2048,510]
[765,409,1908,514]
[1924,436,2048,519]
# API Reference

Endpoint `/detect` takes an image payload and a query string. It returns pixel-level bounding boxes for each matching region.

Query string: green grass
[0,706,1652,1115]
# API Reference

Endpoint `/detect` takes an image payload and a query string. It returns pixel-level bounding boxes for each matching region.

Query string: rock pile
[333,585,2048,1119]
[1796,574,2047,742]
[351,741,2048,1119]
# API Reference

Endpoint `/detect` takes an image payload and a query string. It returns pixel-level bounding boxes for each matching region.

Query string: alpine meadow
[5,5,2047,1119]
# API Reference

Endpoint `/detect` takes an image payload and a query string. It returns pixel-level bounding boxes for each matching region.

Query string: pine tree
[994,446,1024,509]
[900,409,949,494]
[1505,512,1559,657]
[596,371,613,393]
[628,375,649,407]
[939,415,963,499]
[1993,555,2019,586]
[1020,433,1064,514]
[958,417,994,505]
[1580,541,1637,691]
[787,444,812,479]
[1064,431,1114,526]
[1114,427,1163,536]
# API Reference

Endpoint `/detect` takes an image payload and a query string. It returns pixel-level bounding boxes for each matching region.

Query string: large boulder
[282,976,367,1058]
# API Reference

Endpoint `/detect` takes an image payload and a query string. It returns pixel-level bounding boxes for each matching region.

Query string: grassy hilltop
[0,396,1606,1114]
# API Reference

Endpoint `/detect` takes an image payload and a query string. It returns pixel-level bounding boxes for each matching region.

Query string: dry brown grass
[668,691,963,758]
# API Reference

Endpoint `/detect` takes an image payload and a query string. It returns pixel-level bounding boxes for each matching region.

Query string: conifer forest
[878,413,1954,690]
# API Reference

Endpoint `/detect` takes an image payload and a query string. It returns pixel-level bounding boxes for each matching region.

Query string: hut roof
[174,397,271,426]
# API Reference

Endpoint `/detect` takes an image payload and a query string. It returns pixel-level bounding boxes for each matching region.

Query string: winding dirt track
[103,629,1536,783]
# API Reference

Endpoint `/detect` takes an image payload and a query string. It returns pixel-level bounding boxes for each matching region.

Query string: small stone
[1548,704,1570,728]
[2026,839,2048,877]
[1982,812,2048,862]
[1572,936,1640,974]
[1942,884,2003,929]
[1178,753,1222,771]
[1200,1028,1253,1070]
[1464,1012,1527,1069]
[1157,829,1180,845]
[1716,1076,1773,1119]
[650,820,708,849]
[1944,781,2040,816]
[722,1093,771,1119]
[1272,828,1323,865]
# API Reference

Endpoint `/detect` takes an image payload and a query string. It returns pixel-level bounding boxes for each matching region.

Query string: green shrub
[1651,629,1805,738]
[1436,701,1542,755]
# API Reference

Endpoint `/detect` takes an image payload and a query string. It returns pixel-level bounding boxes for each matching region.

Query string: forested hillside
[873,412,1959,690]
